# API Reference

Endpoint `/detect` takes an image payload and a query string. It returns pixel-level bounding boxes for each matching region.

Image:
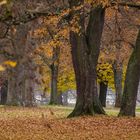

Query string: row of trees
[0,0,140,117]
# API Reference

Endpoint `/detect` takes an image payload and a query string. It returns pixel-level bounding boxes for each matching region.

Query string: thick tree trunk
[0,80,8,105]
[49,64,59,104]
[99,82,108,107]
[6,24,36,107]
[119,30,140,117]
[7,69,19,106]
[23,72,36,107]
[113,61,123,107]
[7,64,36,106]
[68,0,105,117]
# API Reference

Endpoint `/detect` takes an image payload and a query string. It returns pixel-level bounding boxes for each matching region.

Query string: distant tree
[97,63,114,107]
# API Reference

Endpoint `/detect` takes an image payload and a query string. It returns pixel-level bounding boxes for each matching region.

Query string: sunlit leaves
[0,60,17,72]
[58,70,76,92]
[0,65,5,71]
[0,0,7,6]
[4,60,17,67]
[97,63,114,88]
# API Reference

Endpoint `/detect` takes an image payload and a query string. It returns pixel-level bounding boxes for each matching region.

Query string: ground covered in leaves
[0,106,140,140]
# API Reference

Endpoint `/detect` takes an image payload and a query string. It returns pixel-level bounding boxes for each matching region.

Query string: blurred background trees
[0,0,140,117]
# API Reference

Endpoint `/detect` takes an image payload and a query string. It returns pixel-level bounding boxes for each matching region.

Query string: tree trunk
[68,0,106,117]
[7,64,36,106]
[113,61,123,107]
[7,69,20,106]
[56,93,63,105]
[6,24,36,107]
[99,82,108,107]
[49,64,59,104]
[0,80,8,105]
[119,30,140,117]
[63,92,68,105]
[49,46,60,105]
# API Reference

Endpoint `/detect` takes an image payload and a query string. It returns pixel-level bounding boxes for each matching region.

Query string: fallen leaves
[0,106,140,140]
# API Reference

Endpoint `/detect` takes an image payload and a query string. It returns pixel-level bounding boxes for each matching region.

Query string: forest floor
[0,106,140,140]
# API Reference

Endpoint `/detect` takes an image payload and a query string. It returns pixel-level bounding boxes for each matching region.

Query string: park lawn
[0,106,140,140]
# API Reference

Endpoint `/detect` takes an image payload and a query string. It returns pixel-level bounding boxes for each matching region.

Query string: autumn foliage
[0,106,140,140]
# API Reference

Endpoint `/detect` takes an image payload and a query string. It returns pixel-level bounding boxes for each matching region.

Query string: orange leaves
[85,0,110,7]
[0,106,140,140]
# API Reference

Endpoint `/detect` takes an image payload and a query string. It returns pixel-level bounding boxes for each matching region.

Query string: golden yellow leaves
[0,65,5,71]
[58,70,76,92]
[97,63,114,88]
[4,60,17,67]
[47,40,63,49]
[0,60,17,71]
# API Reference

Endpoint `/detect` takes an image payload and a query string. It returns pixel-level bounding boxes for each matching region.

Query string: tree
[68,0,106,117]
[34,15,69,105]
[5,24,37,106]
[100,5,139,107]
[0,80,8,105]
[119,29,140,117]
[97,63,114,107]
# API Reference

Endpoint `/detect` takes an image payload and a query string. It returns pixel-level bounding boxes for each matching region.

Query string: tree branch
[111,1,140,9]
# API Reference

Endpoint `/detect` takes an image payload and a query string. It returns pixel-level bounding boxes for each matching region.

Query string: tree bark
[49,63,59,104]
[63,92,68,105]
[68,0,106,117]
[0,80,8,105]
[99,82,108,107]
[49,46,60,105]
[7,66,21,106]
[56,93,63,105]
[113,61,123,107]
[6,24,36,107]
[119,30,140,117]
[7,63,36,106]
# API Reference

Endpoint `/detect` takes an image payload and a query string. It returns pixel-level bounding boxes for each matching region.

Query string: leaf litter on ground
[0,106,140,140]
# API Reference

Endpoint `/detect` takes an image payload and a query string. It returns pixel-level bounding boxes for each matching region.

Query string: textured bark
[113,61,123,107]
[119,30,140,117]
[7,73,19,105]
[49,63,59,104]
[7,64,35,106]
[6,24,36,107]
[49,47,60,105]
[99,82,108,107]
[0,80,8,105]
[68,0,105,117]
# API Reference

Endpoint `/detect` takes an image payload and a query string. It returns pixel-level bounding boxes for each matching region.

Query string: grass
[0,106,140,140]
[136,107,140,112]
